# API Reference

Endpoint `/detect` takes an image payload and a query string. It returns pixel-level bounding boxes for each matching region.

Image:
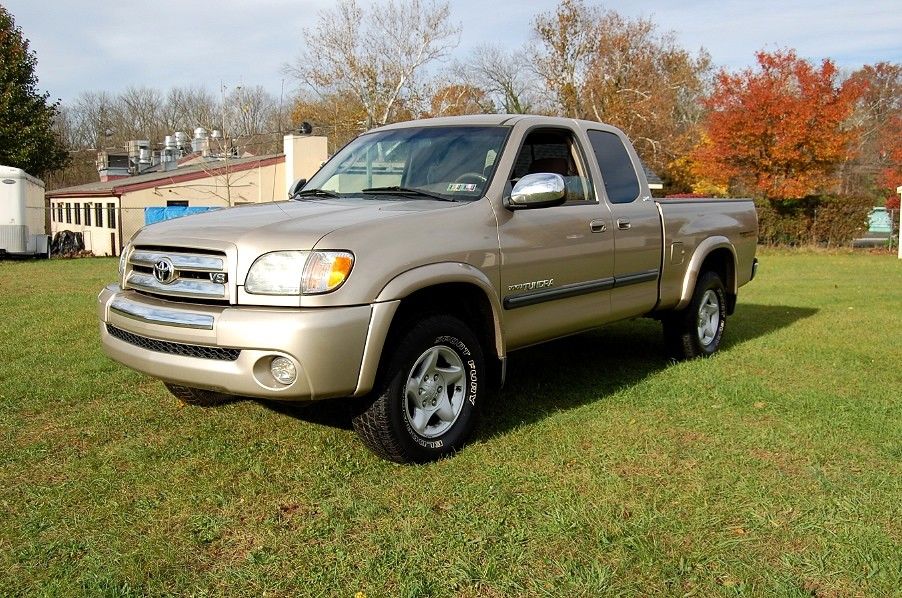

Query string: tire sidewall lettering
[434,335,471,357]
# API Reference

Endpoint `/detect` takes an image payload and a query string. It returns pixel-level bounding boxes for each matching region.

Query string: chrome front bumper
[97,284,382,400]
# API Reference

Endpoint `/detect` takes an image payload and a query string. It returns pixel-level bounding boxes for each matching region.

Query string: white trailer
[0,165,50,258]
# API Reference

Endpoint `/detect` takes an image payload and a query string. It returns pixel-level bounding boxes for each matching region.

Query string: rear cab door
[582,126,662,320]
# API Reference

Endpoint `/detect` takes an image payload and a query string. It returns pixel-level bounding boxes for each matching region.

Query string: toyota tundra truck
[97,115,758,463]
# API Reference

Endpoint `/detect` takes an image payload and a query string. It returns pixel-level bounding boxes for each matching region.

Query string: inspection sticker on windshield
[447,183,477,192]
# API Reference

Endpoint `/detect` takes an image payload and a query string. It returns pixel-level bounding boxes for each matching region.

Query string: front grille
[106,324,241,361]
[126,247,230,303]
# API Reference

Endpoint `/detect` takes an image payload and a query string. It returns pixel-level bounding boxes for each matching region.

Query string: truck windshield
[301,126,509,201]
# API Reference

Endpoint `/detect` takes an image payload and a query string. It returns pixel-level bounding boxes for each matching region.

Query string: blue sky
[5,0,901,105]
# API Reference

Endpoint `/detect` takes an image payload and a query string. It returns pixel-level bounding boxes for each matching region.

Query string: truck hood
[132,197,461,251]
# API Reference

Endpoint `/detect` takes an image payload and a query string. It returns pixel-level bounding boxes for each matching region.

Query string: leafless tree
[285,0,460,128]
[222,85,277,138]
[532,0,599,118]
[455,45,544,114]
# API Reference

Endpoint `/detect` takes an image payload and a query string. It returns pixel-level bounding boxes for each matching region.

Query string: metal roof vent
[192,127,210,155]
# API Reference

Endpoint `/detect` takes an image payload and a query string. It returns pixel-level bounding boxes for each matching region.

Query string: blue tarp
[144,206,220,225]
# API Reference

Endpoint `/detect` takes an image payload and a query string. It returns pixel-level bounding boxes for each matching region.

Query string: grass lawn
[0,249,899,597]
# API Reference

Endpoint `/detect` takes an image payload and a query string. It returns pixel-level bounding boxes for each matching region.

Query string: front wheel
[663,271,727,360]
[353,315,484,463]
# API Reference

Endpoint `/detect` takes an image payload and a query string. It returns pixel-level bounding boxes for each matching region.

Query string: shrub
[756,194,874,247]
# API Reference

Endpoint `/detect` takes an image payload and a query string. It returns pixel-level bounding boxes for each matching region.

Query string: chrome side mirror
[506,173,566,210]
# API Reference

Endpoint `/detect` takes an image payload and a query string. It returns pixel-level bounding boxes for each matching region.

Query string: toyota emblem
[153,258,176,284]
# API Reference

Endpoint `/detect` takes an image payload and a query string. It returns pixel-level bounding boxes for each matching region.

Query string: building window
[166,200,189,207]
[107,203,116,229]
[65,203,71,223]
[95,203,103,228]
[84,204,92,226]
[57,203,63,223]
[74,203,81,225]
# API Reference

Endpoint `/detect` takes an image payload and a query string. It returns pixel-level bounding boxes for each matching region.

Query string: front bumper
[97,284,376,400]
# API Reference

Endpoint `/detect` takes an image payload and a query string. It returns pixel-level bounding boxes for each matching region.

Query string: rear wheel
[164,382,231,407]
[353,315,484,463]
[663,271,727,360]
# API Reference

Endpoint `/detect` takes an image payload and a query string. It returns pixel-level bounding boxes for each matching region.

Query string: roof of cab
[370,113,627,134]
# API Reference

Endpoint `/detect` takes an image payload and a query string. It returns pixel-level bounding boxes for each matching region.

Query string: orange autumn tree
[692,50,863,200]
[878,113,902,199]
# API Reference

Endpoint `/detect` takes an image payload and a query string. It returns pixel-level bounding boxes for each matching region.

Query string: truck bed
[655,199,758,311]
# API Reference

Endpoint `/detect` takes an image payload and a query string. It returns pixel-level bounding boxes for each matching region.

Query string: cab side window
[587,130,641,204]
[510,128,593,203]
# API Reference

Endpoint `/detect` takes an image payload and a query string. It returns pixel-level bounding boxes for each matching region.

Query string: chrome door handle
[617,218,631,230]
[589,219,607,233]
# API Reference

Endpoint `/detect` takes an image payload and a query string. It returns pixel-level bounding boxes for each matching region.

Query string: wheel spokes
[434,393,455,422]
[403,344,468,439]
[421,347,440,375]
[409,406,432,434]
[696,290,721,345]
[405,377,421,400]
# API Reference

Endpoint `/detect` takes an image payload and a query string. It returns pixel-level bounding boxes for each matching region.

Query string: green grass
[1,249,900,597]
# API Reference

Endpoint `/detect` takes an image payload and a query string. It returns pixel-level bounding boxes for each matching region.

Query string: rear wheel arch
[677,238,738,313]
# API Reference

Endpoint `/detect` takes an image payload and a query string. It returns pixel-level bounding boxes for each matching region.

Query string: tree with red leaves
[692,49,863,200]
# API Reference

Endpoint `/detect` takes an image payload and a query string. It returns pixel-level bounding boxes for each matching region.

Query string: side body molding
[675,236,738,311]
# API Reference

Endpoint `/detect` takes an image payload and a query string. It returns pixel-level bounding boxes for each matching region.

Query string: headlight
[244,250,354,295]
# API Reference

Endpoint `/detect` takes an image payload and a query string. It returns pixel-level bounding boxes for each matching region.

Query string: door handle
[589,219,607,233]
[617,218,631,230]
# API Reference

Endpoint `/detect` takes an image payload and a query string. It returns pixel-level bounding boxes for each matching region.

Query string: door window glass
[509,128,593,203]
[587,130,641,204]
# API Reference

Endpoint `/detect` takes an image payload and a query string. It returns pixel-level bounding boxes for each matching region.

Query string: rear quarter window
[587,130,640,204]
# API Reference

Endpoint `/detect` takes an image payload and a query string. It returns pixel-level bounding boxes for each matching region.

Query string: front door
[497,126,614,349]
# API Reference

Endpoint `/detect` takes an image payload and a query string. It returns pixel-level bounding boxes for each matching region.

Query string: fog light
[270,357,297,385]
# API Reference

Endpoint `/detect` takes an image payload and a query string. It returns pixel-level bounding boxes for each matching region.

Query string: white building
[47,134,327,256]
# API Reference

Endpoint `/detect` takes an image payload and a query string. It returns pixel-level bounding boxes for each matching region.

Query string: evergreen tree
[0,6,68,177]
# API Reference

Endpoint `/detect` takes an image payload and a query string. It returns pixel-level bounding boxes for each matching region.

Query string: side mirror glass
[288,178,307,198]
[506,173,566,210]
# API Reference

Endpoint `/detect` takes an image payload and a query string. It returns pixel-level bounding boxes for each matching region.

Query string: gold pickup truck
[97,115,758,463]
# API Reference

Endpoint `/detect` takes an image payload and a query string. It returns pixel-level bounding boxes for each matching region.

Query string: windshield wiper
[361,186,458,202]
[293,188,340,199]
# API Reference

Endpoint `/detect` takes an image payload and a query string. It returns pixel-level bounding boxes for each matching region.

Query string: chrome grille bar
[127,272,226,299]
[130,251,224,272]
[110,296,214,330]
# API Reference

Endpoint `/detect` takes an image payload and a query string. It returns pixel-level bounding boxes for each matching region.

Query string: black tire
[663,271,727,360]
[352,315,485,463]
[163,382,231,407]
